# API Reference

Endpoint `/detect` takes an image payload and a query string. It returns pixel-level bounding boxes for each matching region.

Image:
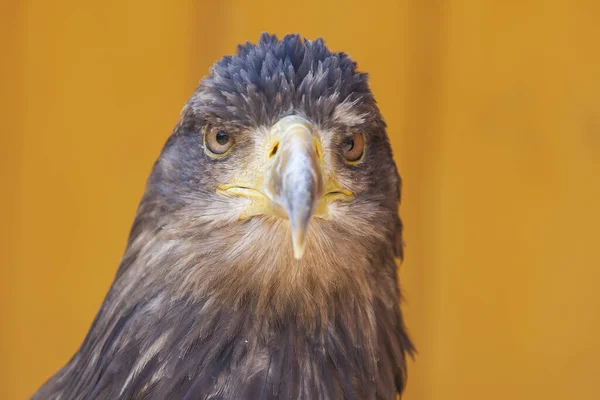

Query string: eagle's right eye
[204,125,235,157]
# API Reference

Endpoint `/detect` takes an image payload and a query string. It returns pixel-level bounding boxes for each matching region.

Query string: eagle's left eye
[342,132,365,163]
[204,125,235,157]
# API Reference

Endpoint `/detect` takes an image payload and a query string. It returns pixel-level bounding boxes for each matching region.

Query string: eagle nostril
[269,142,279,158]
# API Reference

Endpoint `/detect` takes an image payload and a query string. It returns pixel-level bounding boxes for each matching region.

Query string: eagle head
[140,33,404,315]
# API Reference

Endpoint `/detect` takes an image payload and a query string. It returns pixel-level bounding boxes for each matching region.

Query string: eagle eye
[342,132,365,163]
[204,125,235,157]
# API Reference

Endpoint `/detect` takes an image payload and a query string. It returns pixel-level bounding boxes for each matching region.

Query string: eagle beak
[217,115,354,259]
[264,116,324,259]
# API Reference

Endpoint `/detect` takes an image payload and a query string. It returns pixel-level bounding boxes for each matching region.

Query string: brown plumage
[32,33,414,400]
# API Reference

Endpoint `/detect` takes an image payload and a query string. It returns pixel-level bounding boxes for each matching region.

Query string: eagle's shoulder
[33,291,409,400]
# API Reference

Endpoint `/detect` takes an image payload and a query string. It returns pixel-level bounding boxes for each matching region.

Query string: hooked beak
[263,116,324,259]
[217,115,353,259]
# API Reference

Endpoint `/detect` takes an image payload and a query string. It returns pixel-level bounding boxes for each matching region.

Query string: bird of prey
[33,33,414,400]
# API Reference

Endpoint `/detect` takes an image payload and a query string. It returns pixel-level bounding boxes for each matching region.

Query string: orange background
[2,1,600,399]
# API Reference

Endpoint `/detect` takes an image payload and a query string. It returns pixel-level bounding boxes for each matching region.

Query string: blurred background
[1,1,599,399]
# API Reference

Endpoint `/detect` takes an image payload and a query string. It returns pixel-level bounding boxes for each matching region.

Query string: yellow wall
[2,1,599,399]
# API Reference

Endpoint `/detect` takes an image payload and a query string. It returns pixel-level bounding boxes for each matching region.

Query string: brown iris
[204,125,235,156]
[342,132,365,163]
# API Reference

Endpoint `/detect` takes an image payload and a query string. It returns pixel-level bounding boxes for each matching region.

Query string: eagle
[33,33,414,400]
